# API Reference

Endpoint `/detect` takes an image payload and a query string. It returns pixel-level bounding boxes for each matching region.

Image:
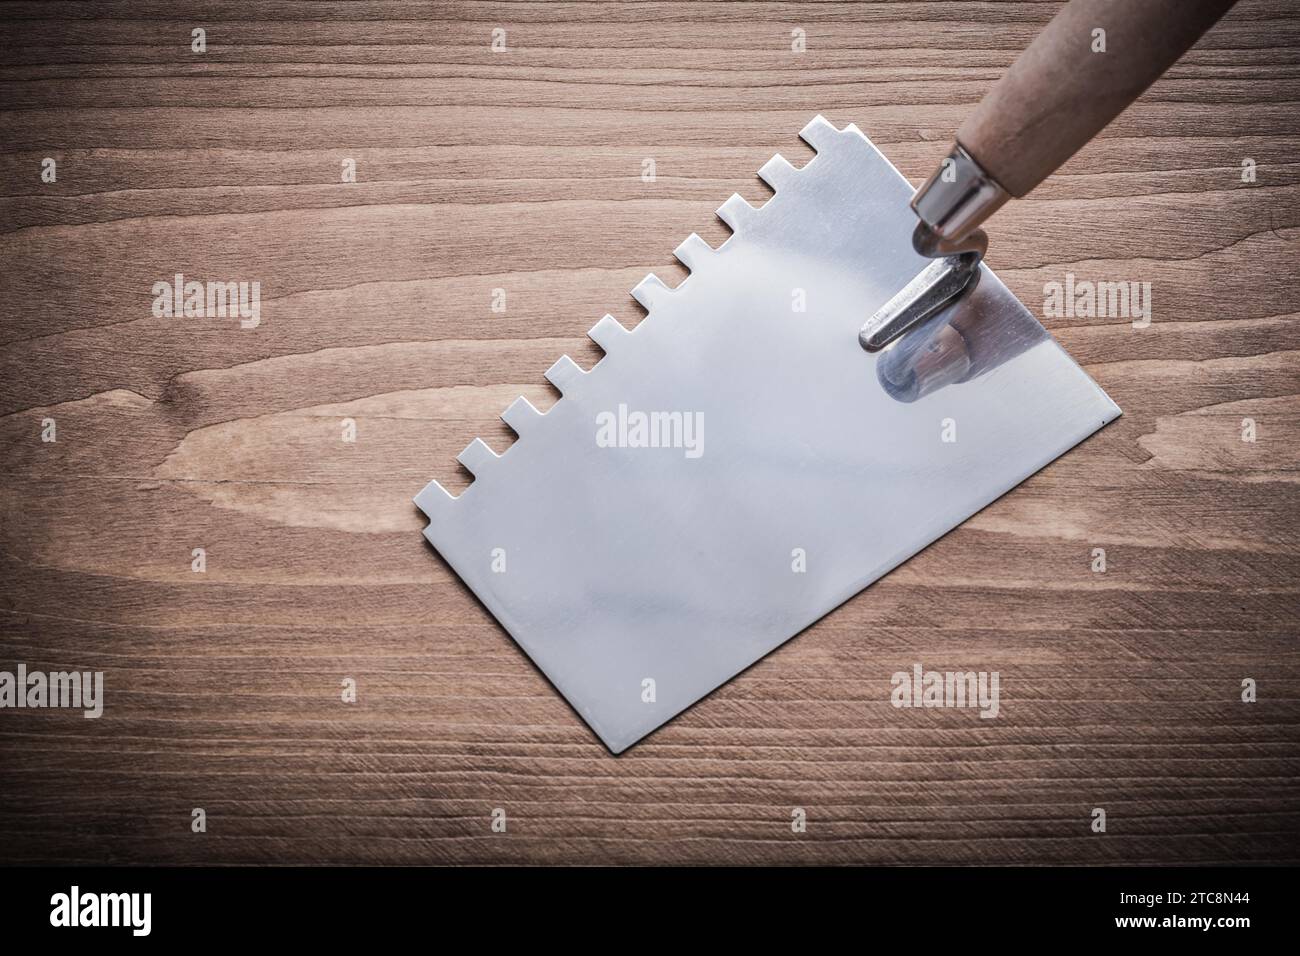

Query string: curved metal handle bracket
[858,223,987,352]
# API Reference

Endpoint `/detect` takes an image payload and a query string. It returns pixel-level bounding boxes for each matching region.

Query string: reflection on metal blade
[415,116,1120,753]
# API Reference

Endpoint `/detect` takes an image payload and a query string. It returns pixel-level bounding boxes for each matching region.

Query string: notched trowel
[415,0,1235,753]
[417,117,1114,753]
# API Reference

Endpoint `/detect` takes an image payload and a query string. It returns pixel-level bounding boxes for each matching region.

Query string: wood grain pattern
[1,0,1297,865]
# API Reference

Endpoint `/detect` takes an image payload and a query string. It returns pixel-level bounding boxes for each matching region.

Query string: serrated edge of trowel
[414,114,848,523]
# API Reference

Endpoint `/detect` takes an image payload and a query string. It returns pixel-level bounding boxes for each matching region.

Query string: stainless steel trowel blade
[416,116,1120,753]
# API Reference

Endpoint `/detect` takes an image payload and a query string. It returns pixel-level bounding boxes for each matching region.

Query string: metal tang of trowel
[414,0,1237,753]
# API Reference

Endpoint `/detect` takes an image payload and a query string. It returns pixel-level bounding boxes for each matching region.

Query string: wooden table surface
[1,1,1297,866]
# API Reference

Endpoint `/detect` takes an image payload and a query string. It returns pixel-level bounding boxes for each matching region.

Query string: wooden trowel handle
[958,0,1238,198]
[877,0,1239,353]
